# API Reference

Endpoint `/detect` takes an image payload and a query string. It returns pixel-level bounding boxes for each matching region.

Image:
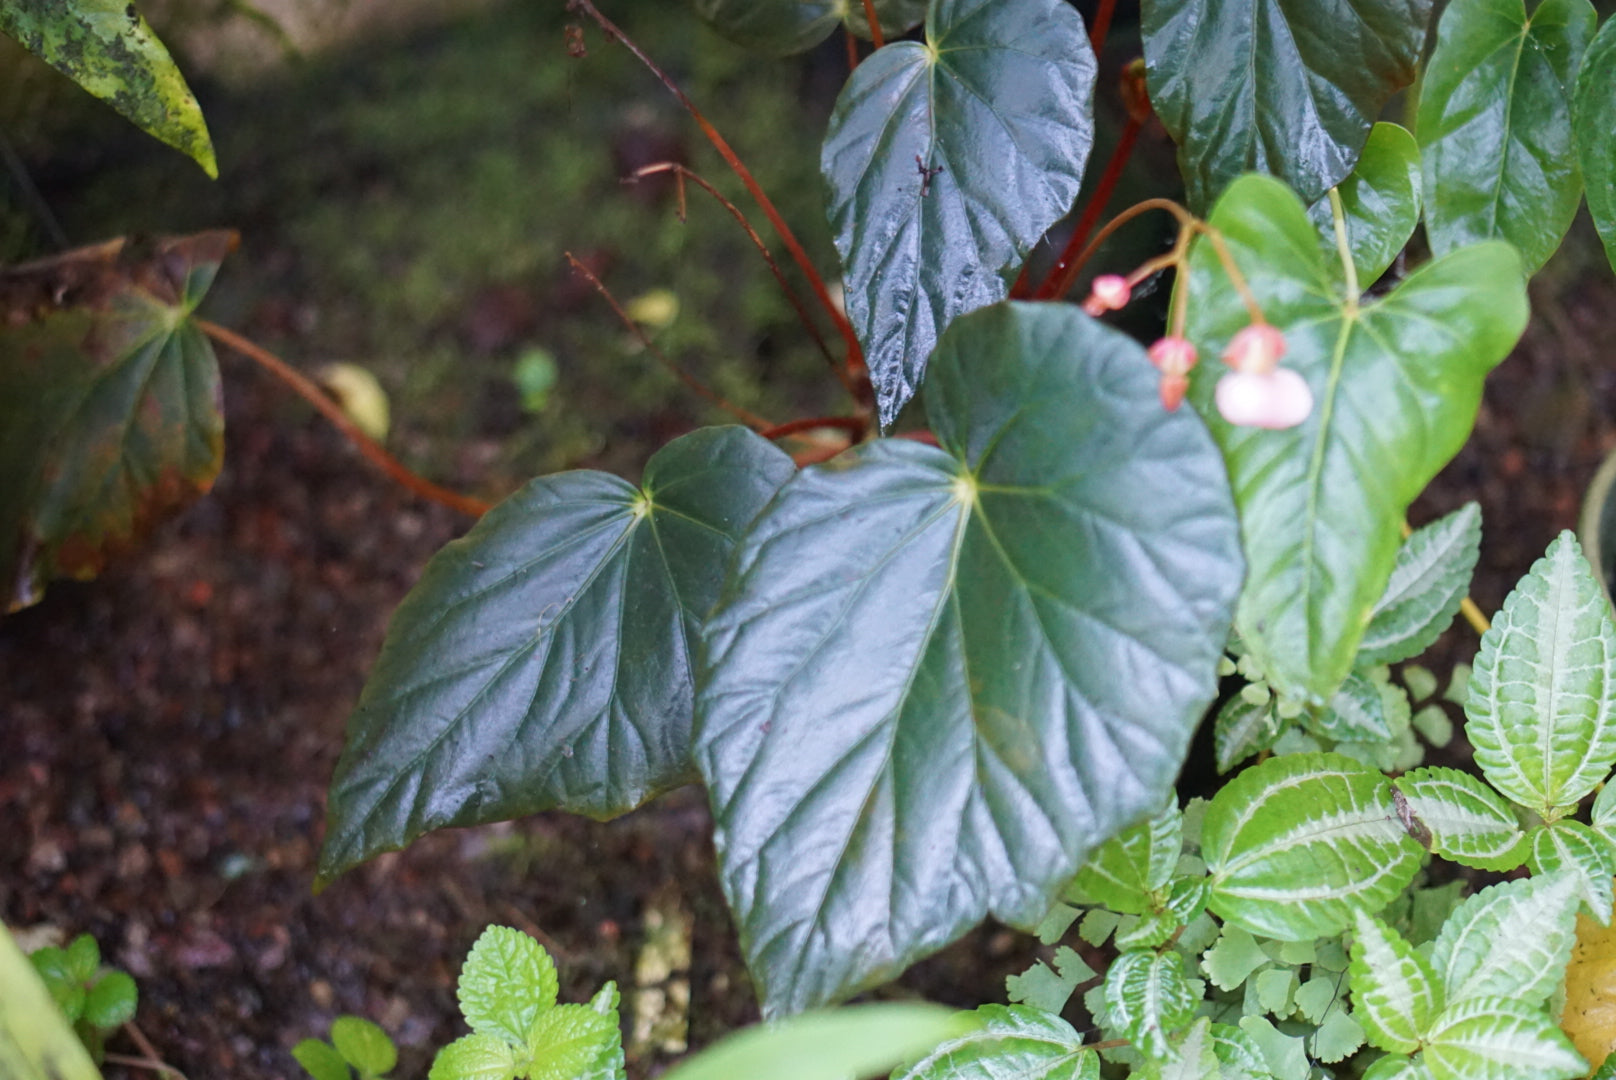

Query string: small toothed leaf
[1428,874,1579,1008]
[893,1004,1094,1080]
[1357,503,1483,667]
[524,1005,617,1080]
[1393,767,1527,871]
[1422,995,1588,1080]
[1348,911,1443,1053]
[1005,947,1095,1015]
[1104,950,1201,1060]
[458,926,558,1048]
[1213,695,1281,774]
[1308,671,1394,742]
[1201,924,1269,993]
[1529,822,1616,925]
[1071,800,1183,915]
[1311,1009,1366,1065]
[429,1034,519,1080]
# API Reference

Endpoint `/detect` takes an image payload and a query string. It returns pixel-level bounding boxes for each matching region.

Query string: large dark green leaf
[822,0,1095,427]
[1183,175,1527,704]
[695,302,1243,1015]
[1574,15,1616,276]
[1417,0,1596,275]
[318,427,793,882]
[0,0,215,177]
[0,233,233,613]
[1305,122,1424,290]
[1140,0,1431,211]
[689,0,926,55]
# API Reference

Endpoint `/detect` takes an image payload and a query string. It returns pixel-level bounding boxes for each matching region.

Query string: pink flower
[1215,368,1313,429]
[1222,323,1287,374]
[1146,337,1198,412]
[1082,274,1131,316]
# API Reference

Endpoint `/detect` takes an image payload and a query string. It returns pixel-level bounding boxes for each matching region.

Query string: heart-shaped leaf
[1183,174,1528,703]
[822,0,1095,427]
[1140,0,1431,210]
[1574,16,1616,278]
[1417,0,1597,275]
[695,302,1242,1014]
[688,0,925,54]
[1306,122,1424,291]
[0,1,215,176]
[0,231,234,613]
[318,426,793,882]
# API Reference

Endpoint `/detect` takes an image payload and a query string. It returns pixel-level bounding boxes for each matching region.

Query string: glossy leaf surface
[1358,503,1483,668]
[331,1017,397,1076]
[1428,874,1579,1008]
[1349,911,1442,1053]
[1393,766,1526,871]
[689,0,924,54]
[696,303,1242,1014]
[0,234,233,614]
[1184,175,1527,703]
[459,926,559,1048]
[660,1005,972,1080]
[1213,695,1280,774]
[1201,752,1423,940]
[1306,122,1424,289]
[319,427,793,881]
[0,0,215,175]
[1466,532,1616,815]
[1140,0,1430,210]
[893,1004,1093,1080]
[1575,16,1616,278]
[1417,0,1596,275]
[823,0,1095,426]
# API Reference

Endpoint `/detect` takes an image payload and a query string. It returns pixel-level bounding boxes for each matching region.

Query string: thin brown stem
[116,1022,189,1079]
[861,0,885,48]
[198,321,492,518]
[1049,197,1198,295]
[105,1053,189,1079]
[1031,113,1143,300]
[568,0,863,372]
[1088,0,1117,52]
[845,27,860,71]
[792,443,850,466]
[1198,226,1264,325]
[631,162,847,389]
[564,253,773,430]
[758,415,867,440]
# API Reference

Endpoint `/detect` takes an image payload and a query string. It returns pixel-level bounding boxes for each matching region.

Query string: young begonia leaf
[1466,532,1616,816]
[893,1004,1094,1080]
[0,924,101,1080]
[318,427,793,882]
[293,1039,351,1080]
[1308,671,1394,742]
[1428,874,1579,1008]
[1071,799,1183,915]
[1140,0,1430,210]
[1576,17,1616,276]
[524,1006,617,1080]
[458,926,559,1049]
[82,971,137,1031]
[1103,950,1201,1060]
[1201,923,1269,993]
[429,1033,518,1080]
[822,0,1095,427]
[1213,695,1281,774]
[1202,753,1422,940]
[0,232,234,613]
[1528,822,1616,924]
[1357,504,1483,668]
[331,1016,396,1077]
[659,1004,973,1080]
[1422,995,1587,1080]
[1349,911,1443,1053]
[688,0,923,54]
[1305,122,1424,290]
[0,0,216,176]
[1393,767,1526,871]
[694,303,1242,1014]
[1183,175,1528,705]
[1417,0,1597,276]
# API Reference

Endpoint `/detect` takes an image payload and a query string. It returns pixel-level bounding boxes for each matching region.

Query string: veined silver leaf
[1357,503,1482,667]
[1428,874,1579,1009]
[1071,799,1183,915]
[1392,767,1527,872]
[1104,950,1201,1061]
[1213,695,1281,774]
[1528,822,1616,925]
[893,1004,1095,1080]
[1422,995,1587,1080]
[1348,911,1442,1054]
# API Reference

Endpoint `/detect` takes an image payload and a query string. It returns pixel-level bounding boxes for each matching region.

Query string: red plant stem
[198,321,493,519]
[793,443,851,466]
[845,28,860,70]
[759,415,867,440]
[568,0,864,372]
[1088,0,1116,52]
[1033,113,1143,300]
[632,162,848,389]
[894,429,939,446]
[564,253,774,430]
[861,0,885,48]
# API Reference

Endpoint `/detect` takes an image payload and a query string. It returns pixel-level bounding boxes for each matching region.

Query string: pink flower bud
[1221,323,1287,374]
[1147,336,1198,376]
[1214,367,1313,429]
[1082,274,1131,316]
[1159,372,1189,412]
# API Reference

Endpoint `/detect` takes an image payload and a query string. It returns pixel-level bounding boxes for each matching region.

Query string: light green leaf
[1306,122,1424,289]
[293,1040,351,1080]
[1079,909,1122,948]
[1005,946,1094,1014]
[1213,695,1281,775]
[331,1017,396,1077]
[1253,968,1297,1017]
[1528,822,1616,924]
[1428,874,1579,1007]
[429,1033,518,1080]
[1308,672,1394,742]
[1236,1016,1310,1080]
[1140,1017,1218,1080]
[1201,924,1270,993]
[1348,911,1443,1053]
[1575,16,1616,276]
[1594,780,1616,831]
[1392,767,1527,871]
[1465,532,1616,815]
[525,1006,616,1080]
[695,303,1242,1014]
[1413,705,1455,749]
[1357,504,1483,668]
[580,983,624,1080]
[1202,753,1424,940]
[82,971,136,1031]
[1423,995,1587,1080]
[458,926,559,1048]
[893,1004,1092,1080]
[0,0,216,176]
[1311,1009,1366,1064]
[1293,976,1338,1024]
[1208,1023,1269,1078]
[1104,950,1201,1060]
[823,0,1096,425]
[1183,175,1527,704]
[1034,903,1081,946]
[28,947,85,1022]
[1072,800,1183,915]
[660,1005,974,1080]
[1418,0,1596,275]
[1361,1054,1431,1080]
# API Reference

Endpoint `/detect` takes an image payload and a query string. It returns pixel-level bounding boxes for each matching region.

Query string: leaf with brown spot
[0,231,235,612]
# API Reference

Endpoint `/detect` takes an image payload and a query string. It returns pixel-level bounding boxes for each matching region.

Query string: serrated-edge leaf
[1213,694,1282,775]
[1073,799,1183,915]
[893,1003,1090,1080]
[1309,671,1394,742]
[525,1005,616,1080]
[1357,504,1483,667]
[1348,911,1442,1053]
[81,970,137,1030]
[1575,16,1616,276]
[1423,994,1587,1080]
[1236,1015,1310,1080]
[1466,532,1616,813]
[1202,752,1423,940]
[1005,946,1094,1014]
[1428,873,1579,1007]
[331,1016,396,1077]
[1595,781,1616,831]
[1393,766,1527,871]
[1201,923,1269,993]
[429,1033,518,1080]
[1312,1008,1367,1065]
[458,926,558,1047]
[1104,950,1200,1060]
[1529,822,1616,925]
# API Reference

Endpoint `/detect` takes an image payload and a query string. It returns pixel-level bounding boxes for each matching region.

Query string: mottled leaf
[1422,995,1587,1080]
[1070,799,1183,915]
[894,1004,1093,1080]
[1428,874,1579,1008]
[1528,822,1616,924]
[1308,671,1394,742]
[1392,766,1526,871]
[1213,695,1281,774]
[0,924,101,1080]
[1349,911,1443,1053]
[1357,503,1483,668]
[1104,950,1201,1060]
